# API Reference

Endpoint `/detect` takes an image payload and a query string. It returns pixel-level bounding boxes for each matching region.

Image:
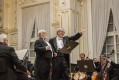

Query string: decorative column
[51,0,60,37]
[2,0,18,49]
[0,0,4,32]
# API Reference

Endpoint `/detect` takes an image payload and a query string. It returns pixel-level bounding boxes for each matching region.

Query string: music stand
[77,60,95,72]
[59,41,79,54]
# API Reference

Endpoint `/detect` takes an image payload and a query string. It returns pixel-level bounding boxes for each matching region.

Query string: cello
[99,49,114,80]
[102,50,114,80]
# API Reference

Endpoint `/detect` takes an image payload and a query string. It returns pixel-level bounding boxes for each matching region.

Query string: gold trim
[17,0,25,5]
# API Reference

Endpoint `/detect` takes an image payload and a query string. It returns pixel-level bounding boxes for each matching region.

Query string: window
[28,23,37,61]
[102,10,119,63]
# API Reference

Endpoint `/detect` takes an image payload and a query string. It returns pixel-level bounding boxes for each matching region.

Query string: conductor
[49,27,85,80]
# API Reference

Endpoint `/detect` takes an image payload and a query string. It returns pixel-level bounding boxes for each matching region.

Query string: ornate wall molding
[17,0,38,5]
[9,30,18,49]
[0,0,3,28]
[4,0,10,8]
[53,0,60,24]
[78,0,85,7]
[17,0,25,5]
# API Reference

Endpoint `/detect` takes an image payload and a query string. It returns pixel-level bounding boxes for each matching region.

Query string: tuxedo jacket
[34,38,52,80]
[34,38,52,59]
[0,43,27,72]
[109,61,119,78]
[49,32,82,56]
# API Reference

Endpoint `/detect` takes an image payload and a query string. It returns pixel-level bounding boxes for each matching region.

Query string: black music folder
[71,64,79,73]
[77,60,95,72]
[59,41,79,54]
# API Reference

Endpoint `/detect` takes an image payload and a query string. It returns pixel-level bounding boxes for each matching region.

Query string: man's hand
[26,70,31,76]
[80,27,86,33]
[46,46,51,50]
[54,53,57,57]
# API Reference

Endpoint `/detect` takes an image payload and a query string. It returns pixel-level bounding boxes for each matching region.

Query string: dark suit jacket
[109,61,119,78]
[49,32,82,66]
[49,32,82,56]
[34,38,52,59]
[34,38,52,79]
[0,43,26,72]
[0,43,27,80]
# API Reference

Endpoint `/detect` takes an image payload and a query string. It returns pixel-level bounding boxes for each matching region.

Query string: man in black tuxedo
[0,33,30,80]
[49,28,85,80]
[97,55,119,80]
[34,30,52,80]
[107,58,119,80]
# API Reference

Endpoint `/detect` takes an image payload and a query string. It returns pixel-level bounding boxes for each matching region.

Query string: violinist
[93,58,101,73]
[79,53,86,60]
[91,58,101,80]
[72,53,91,80]
[79,53,92,80]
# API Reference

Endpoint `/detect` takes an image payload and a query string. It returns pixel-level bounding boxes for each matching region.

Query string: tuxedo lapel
[53,37,57,49]
[42,40,48,46]
[63,37,67,45]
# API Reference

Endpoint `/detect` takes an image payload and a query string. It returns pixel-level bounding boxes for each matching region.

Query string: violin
[72,72,87,80]
[91,71,99,80]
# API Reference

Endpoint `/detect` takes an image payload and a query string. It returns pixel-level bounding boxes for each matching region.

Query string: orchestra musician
[97,54,119,80]
[0,33,30,80]
[72,53,92,80]
[106,57,119,80]
[79,53,92,80]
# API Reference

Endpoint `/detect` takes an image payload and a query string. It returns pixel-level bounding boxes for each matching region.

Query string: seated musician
[93,58,101,72]
[74,53,91,80]
[79,53,86,60]
[79,53,92,80]
[98,55,119,80]
[0,33,30,80]
[91,58,101,80]
[107,57,119,80]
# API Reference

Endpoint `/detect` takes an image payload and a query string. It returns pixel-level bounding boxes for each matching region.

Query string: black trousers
[34,57,51,80]
[52,56,70,80]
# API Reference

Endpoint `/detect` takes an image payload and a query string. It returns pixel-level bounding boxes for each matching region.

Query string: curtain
[35,3,50,39]
[111,0,119,36]
[91,0,110,58]
[22,6,36,49]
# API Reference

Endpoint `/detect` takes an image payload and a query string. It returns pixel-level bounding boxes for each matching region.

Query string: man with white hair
[49,27,85,80]
[34,30,52,80]
[0,33,8,45]
[0,33,30,80]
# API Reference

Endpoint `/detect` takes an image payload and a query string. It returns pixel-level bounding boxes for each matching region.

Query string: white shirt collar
[56,36,63,40]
